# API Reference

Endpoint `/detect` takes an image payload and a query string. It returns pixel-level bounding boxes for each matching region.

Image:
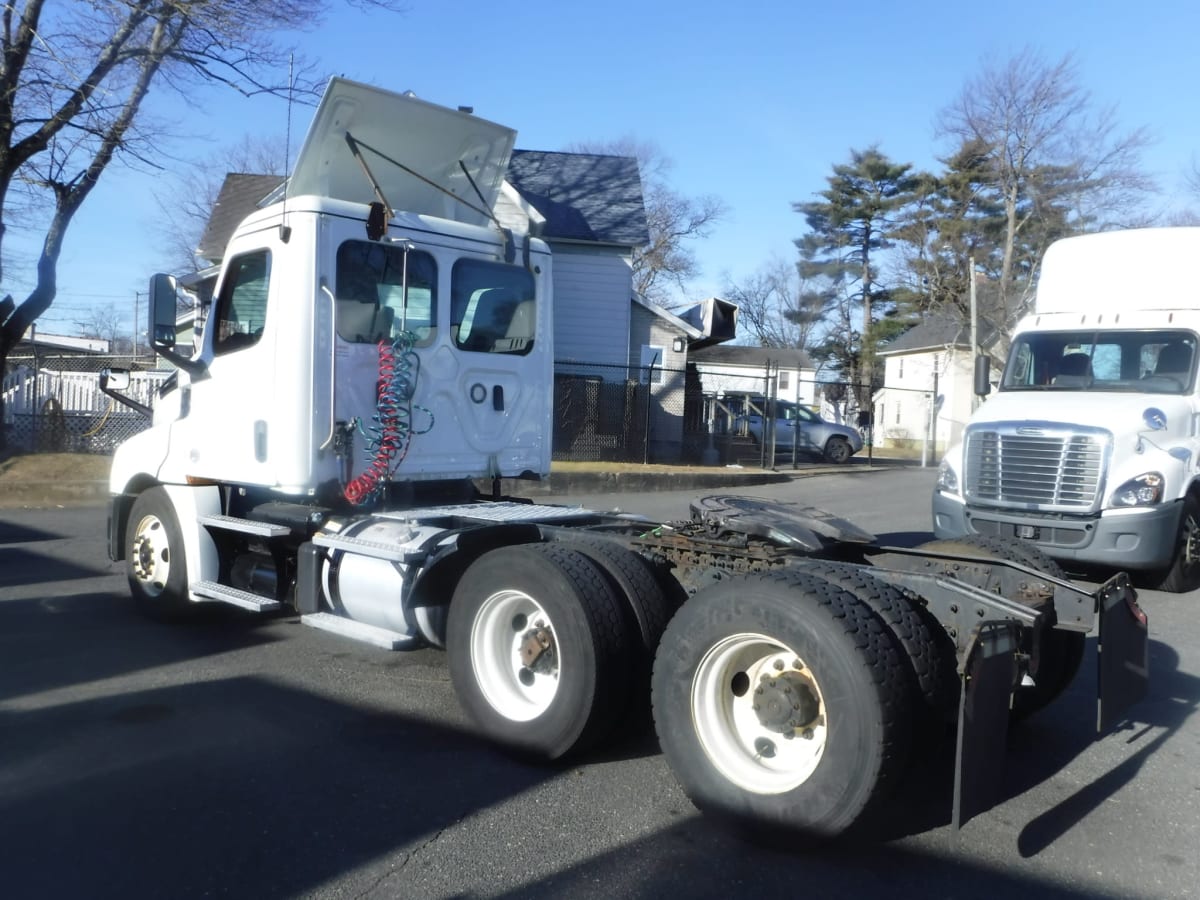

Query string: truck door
[169,245,281,486]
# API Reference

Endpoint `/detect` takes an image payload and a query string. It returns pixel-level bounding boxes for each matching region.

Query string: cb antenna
[279,54,294,243]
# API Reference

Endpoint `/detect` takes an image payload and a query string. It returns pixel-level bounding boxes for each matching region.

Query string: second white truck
[934,227,1200,592]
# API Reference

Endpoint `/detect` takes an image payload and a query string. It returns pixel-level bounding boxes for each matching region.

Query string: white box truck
[933,227,1200,592]
[99,79,1147,839]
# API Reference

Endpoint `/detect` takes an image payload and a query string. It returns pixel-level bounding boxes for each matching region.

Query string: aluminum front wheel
[691,632,828,795]
[130,512,172,598]
[469,588,561,722]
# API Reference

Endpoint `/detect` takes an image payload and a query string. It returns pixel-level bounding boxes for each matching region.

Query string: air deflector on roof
[286,78,516,228]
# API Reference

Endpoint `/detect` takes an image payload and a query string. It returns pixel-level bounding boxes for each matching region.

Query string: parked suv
[735,401,863,464]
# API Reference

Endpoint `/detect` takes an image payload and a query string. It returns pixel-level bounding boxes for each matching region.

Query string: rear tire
[652,571,911,837]
[800,562,957,730]
[545,533,673,653]
[126,487,193,621]
[915,535,1085,719]
[447,543,633,761]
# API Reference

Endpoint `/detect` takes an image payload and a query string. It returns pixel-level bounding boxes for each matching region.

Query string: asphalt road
[1,469,1197,899]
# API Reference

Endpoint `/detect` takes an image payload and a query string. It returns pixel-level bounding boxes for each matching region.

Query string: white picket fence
[2,365,170,420]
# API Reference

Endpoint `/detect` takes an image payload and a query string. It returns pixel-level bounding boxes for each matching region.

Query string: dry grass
[0,452,111,507]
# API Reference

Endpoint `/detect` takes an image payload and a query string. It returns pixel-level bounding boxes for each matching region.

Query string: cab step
[300,611,420,650]
[198,514,292,538]
[190,580,283,612]
[312,532,424,563]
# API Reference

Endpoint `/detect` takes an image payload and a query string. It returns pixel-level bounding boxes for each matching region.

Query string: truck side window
[213,250,271,356]
[336,241,437,345]
[451,259,536,355]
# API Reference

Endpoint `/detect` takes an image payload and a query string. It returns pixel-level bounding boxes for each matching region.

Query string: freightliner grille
[963,423,1110,513]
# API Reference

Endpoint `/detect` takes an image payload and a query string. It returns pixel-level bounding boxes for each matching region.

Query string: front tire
[823,437,852,464]
[1148,493,1200,593]
[447,543,633,761]
[652,572,912,837]
[126,487,193,621]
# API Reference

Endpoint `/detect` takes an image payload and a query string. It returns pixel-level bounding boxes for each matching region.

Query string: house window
[779,370,790,391]
[895,401,901,425]
[898,358,904,379]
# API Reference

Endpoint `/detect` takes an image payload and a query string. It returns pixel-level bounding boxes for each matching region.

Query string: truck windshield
[1001,329,1197,394]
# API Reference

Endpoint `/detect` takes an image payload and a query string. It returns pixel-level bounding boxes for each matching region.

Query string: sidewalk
[0,451,919,509]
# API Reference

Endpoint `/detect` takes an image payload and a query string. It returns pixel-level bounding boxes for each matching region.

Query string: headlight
[1111,472,1164,507]
[936,458,959,494]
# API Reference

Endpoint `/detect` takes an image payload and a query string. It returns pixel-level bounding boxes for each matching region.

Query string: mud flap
[1096,573,1148,733]
[952,621,1017,830]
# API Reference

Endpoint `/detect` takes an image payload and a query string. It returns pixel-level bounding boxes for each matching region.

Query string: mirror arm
[153,346,209,381]
[99,369,152,418]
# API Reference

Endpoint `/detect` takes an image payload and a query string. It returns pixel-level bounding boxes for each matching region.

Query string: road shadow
[488,809,1122,900]
[0,546,109,588]
[0,519,62,544]
[0,590,282,703]
[0,675,551,899]
[1014,639,1194,857]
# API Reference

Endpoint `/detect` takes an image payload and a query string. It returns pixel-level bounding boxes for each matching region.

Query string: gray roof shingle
[506,150,648,247]
[196,150,650,263]
[197,173,285,263]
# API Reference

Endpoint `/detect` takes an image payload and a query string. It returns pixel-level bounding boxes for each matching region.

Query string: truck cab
[933,227,1200,591]
[111,80,552,506]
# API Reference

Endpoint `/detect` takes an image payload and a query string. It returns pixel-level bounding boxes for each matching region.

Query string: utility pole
[969,257,978,412]
[133,291,141,360]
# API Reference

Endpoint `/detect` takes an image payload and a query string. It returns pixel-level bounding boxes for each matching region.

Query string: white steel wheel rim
[130,514,171,597]
[470,589,560,722]
[691,632,827,794]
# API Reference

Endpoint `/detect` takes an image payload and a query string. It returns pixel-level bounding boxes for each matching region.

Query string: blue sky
[14,0,1200,338]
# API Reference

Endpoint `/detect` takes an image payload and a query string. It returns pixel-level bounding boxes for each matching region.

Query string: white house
[689,344,817,430]
[873,311,997,453]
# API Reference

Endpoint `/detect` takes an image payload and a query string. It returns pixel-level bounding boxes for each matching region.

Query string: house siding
[693,361,817,406]
[550,244,631,367]
[876,347,974,451]
[628,303,688,460]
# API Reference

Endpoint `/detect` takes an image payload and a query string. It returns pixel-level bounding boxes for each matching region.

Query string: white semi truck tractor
[101,79,1148,839]
[934,227,1200,593]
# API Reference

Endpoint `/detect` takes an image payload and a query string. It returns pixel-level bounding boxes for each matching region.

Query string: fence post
[643,353,658,465]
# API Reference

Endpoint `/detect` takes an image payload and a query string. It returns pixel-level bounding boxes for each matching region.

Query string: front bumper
[932,490,1181,571]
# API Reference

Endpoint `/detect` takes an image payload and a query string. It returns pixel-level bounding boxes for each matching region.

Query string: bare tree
[154,134,290,274]
[0,0,403,449]
[565,136,727,306]
[74,305,133,354]
[721,256,826,350]
[937,48,1154,320]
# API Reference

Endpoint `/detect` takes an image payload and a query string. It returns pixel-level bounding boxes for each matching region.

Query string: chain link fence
[3,351,879,466]
[2,353,165,454]
[553,360,703,463]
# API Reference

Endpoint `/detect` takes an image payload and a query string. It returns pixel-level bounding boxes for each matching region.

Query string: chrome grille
[964,424,1109,512]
